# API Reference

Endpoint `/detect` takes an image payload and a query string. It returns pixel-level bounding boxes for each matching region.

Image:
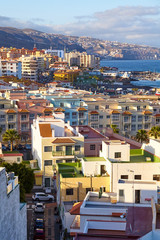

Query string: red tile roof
[143,110,152,115]
[19,109,29,113]
[52,138,75,144]
[89,111,99,115]
[122,111,132,115]
[54,107,65,112]
[70,202,83,215]
[77,107,87,111]
[39,124,52,137]
[112,110,120,114]
[6,109,16,114]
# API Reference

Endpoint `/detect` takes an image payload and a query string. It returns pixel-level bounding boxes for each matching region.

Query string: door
[101,165,106,175]
[135,190,140,203]
[45,178,50,187]
[66,146,72,155]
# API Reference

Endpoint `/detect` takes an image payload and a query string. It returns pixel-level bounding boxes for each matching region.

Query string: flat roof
[83,157,106,162]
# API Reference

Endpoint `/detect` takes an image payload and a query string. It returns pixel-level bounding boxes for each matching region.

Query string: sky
[0,0,160,47]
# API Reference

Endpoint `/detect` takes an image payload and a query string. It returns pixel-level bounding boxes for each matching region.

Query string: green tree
[149,126,160,139]
[2,129,20,151]
[111,124,119,134]
[136,129,149,143]
[1,162,34,202]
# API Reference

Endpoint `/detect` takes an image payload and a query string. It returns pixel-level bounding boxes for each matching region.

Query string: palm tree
[149,126,160,139]
[135,129,149,143]
[111,124,119,134]
[2,129,20,151]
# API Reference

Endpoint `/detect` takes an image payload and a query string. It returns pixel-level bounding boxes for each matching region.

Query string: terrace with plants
[57,162,83,178]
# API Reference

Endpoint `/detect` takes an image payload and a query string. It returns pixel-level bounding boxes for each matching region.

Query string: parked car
[35,218,44,229]
[34,203,44,213]
[2,144,7,151]
[34,229,45,239]
[32,192,54,201]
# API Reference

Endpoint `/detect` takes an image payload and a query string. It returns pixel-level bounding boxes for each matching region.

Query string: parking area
[26,188,60,240]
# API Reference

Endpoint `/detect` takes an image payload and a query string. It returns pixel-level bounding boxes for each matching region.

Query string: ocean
[100,59,160,73]
[100,59,160,88]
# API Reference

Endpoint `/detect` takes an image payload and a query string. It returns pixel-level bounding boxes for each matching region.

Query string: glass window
[119,189,124,197]
[132,115,136,122]
[44,146,52,152]
[112,114,119,121]
[0,115,5,121]
[56,146,63,152]
[153,175,160,181]
[124,116,129,122]
[95,106,99,110]
[125,106,129,110]
[106,115,110,119]
[17,157,20,162]
[115,152,121,158]
[137,106,140,111]
[75,145,80,151]
[138,124,142,130]
[44,160,52,166]
[99,115,103,119]
[90,144,95,150]
[21,114,27,121]
[135,175,141,180]
[121,175,128,179]
[131,125,136,131]
[91,114,98,121]
[30,114,35,119]
[66,188,73,195]
[105,105,109,109]
[99,125,103,128]
[138,115,142,121]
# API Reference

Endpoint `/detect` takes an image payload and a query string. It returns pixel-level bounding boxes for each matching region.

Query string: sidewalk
[45,202,57,240]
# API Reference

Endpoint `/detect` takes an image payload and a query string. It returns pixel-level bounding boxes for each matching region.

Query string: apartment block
[0,59,22,79]
[22,56,38,81]
[31,115,84,187]
[0,168,27,240]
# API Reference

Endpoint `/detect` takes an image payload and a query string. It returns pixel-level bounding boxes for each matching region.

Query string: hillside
[0,27,160,60]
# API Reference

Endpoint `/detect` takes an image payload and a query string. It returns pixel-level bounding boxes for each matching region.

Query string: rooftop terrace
[83,157,106,162]
[57,162,83,178]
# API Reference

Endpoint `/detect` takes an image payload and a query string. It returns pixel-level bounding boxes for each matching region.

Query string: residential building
[46,96,88,126]
[0,59,22,79]
[22,56,38,81]
[0,143,23,163]
[0,97,18,134]
[54,69,80,82]
[31,115,84,187]
[56,158,110,204]
[0,167,27,240]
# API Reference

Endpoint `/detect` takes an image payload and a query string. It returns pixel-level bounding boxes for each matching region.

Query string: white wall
[142,139,160,157]
[82,160,107,176]
[118,181,158,203]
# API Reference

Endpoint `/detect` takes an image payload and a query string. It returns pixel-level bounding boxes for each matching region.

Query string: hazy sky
[1,0,160,47]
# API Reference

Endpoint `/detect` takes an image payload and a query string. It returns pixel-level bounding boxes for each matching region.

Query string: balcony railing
[52,150,75,156]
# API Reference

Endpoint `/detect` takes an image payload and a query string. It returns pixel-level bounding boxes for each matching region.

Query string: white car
[34,203,45,213]
[32,192,54,201]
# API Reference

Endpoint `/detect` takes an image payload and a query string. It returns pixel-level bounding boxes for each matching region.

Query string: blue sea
[100,59,160,88]
[100,59,160,73]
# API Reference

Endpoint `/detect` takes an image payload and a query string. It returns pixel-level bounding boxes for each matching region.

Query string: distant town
[1,45,160,240]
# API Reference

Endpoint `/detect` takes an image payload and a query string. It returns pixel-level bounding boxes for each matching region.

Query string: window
[91,114,98,121]
[56,146,63,152]
[0,104,4,109]
[153,175,160,181]
[112,114,119,121]
[91,124,98,128]
[79,112,84,118]
[8,115,14,121]
[119,189,124,197]
[143,106,146,109]
[0,124,5,131]
[90,144,95,150]
[66,188,73,195]
[65,112,70,118]
[72,112,77,119]
[95,106,99,110]
[121,175,128,179]
[99,115,103,119]
[115,152,121,158]
[106,115,110,119]
[106,124,110,128]
[138,116,142,121]
[153,108,157,112]
[138,124,142,130]
[30,114,35,119]
[156,118,160,124]
[125,106,129,110]
[124,116,129,122]
[145,116,149,122]
[60,103,64,107]
[86,188,91,194]
[135,175,141,180]
[144,124,149,129]
[132,115,136,122]
[131,125,136,131]
[0,115,5,121]
[75,145,80,151]
[44,146,52,152]
[44,160,52,166]
[8,124,14,129]
[99,125,103,128]
[17,157,20,162]
[137,106,140,111]
[72,121,77,126]
[105,105,109,109]
[21,123,27,131]
[100,187,106,192]
[21,114,27,121]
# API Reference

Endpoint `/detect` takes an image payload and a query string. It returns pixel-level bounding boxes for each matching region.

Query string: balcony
[7,176,18,194]
[52,150,75,157]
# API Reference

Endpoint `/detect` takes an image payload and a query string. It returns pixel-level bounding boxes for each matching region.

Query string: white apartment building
[65,52,99,68]
[0,168,27,240]
[31,114,84,187]
[22,56,38,81]
[0,58,22,79]
[45,49,64,58]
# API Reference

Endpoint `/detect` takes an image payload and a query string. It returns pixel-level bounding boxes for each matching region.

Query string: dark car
[35,218,44,229]
[34,229,45,239]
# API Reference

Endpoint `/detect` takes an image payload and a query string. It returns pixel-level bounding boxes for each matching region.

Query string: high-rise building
[22,56,38,81]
